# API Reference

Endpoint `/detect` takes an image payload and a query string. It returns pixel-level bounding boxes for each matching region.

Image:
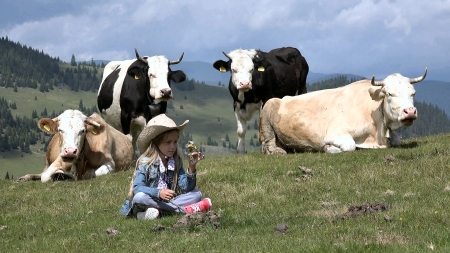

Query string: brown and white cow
[259,68,427,154]
[17,110,134,182]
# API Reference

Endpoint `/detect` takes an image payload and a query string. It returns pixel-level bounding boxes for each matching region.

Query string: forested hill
[0,36,100,92]
[0,37,449,155]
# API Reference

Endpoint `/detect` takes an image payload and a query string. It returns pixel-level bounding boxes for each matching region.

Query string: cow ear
[127,65,146,80]
[86,123,104,136]
[213,60,229,72]
[38,118,58,134]
[85,114,105,135]
[369,86,386,101]
[171,70,187,83]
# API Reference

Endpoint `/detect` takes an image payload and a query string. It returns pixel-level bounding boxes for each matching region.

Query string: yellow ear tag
[134,75,140,80]
[258,66,265,72]
[219,66,226,72]
[92,129,97,135]
[44,125,50,132]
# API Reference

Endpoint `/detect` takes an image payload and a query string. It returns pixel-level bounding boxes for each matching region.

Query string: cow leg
[259,102,287,155]
[323,135,356,153]
[16,174,42,182]
[40,164,62,183]
[95,161,115,177]
[235,102,261,154]
[130,116,147,157]
[236,116,246,154]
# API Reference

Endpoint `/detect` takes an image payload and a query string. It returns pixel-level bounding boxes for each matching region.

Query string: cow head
[213,49,268,92]
[133,49,186,104]
[369,68,427,130]
[38,110,102,162]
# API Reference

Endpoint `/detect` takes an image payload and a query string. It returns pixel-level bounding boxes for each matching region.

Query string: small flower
[185,141,199,162]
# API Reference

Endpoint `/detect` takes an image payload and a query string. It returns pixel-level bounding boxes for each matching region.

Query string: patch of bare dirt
[336,202,388,220]
[172,211,221,229]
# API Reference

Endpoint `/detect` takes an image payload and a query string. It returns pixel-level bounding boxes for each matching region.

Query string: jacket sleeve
[177,158,197,193]
[133,162,160,199]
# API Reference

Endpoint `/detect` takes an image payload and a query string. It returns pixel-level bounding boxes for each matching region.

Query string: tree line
[0,36,100,92]
[1,36,449,155]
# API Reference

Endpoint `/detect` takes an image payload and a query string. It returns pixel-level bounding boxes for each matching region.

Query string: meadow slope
[1,133,449,252]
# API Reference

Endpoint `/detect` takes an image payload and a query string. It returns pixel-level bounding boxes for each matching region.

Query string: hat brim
[137,120,189,154]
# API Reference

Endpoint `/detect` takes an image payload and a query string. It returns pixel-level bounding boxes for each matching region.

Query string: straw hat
[137,114,189,153]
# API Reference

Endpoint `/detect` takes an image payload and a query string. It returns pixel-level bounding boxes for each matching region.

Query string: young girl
[120,114,211,219]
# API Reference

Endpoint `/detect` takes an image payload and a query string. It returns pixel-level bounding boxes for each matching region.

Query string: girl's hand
[159,189,176,201]
[188,151,204,174]
[188,151,204,166]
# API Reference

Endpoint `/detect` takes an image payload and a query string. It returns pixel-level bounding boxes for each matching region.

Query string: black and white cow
[213,47,309,153]
[97,49,186,156]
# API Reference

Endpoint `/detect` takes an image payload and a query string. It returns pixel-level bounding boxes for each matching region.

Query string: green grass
[1,133,449,252]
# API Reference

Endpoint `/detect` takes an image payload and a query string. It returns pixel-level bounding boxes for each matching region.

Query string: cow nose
[403,107,417,117]
[239,81,251,90]
[64,147,78,156]
[160,88,172,98]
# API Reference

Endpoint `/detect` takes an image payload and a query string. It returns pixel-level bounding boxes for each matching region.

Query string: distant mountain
[173,61,449,118]
[93,59,450,118]
[173,61,228,86]
[173,61,366,86]
[414,80,450,117]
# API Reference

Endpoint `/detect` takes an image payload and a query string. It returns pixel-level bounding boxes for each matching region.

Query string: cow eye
[232,69,237,73]
[411,93,416,97]
[59,129,64,134]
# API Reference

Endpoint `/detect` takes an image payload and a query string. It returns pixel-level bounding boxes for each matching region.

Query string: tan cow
[17,110,134,182]
[259,68,427,154]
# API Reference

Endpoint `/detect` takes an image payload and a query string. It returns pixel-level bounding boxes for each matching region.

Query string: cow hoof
[16,177,29,183]
[263,146,287,155]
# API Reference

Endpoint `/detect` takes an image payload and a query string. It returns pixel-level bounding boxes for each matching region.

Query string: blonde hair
[126,129,183,200]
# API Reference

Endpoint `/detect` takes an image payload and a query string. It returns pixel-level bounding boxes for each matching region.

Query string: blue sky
[1,0,449,81]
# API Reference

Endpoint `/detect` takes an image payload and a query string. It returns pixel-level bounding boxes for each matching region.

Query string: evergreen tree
[70,54,77,66]
[250,137,255,147]
[79,99,84,111]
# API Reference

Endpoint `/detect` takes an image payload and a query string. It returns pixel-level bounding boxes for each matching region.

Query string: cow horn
[222,51,232,60]
[371,76,384,86]
[169,52,184,65]
[409,67,427,84]
[85,118,100,127]
[135,48,148,64]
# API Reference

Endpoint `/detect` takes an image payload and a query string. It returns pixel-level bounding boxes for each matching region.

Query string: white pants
[132,189,203,214]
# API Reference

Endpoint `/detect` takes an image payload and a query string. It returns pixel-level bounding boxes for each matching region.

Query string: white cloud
[0,0,449,80]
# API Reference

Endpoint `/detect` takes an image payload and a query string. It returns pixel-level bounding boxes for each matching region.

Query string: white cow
[259,68,427,154]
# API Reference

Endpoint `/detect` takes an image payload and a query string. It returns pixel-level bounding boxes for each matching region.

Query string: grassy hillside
[1,133,449,252]
[1,83,260,179]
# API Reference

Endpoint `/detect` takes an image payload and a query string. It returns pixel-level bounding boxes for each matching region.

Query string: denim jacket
[120,157,196,216]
